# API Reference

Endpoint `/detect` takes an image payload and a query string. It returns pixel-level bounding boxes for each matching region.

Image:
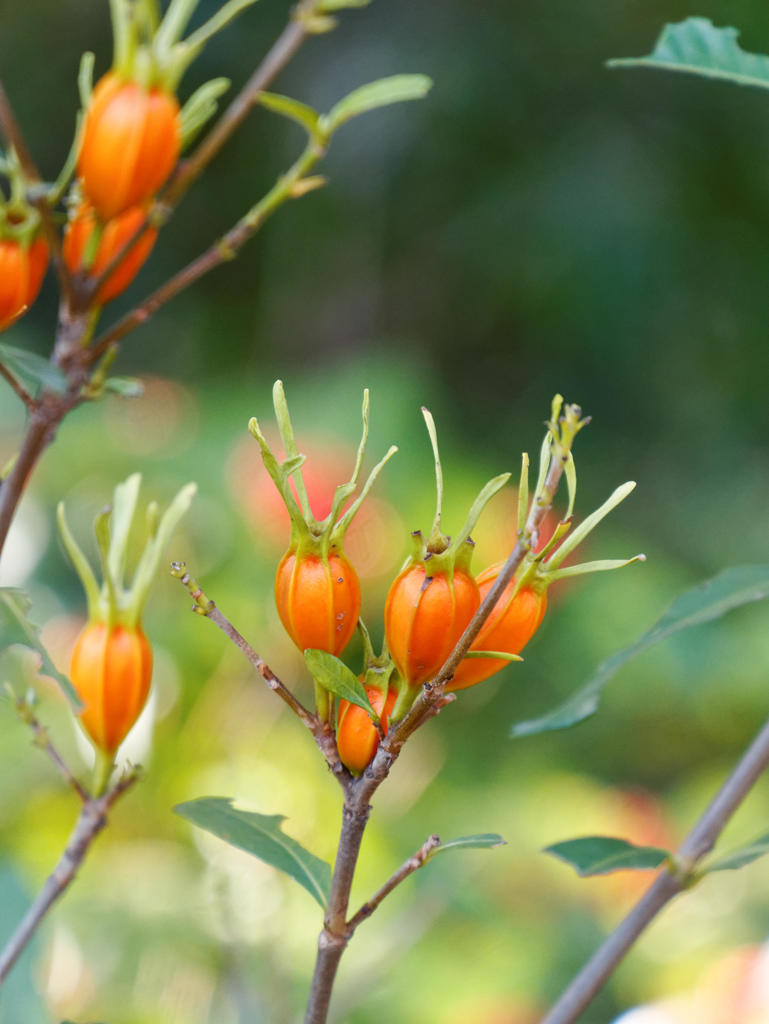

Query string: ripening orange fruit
[70,621,153,755]
[337,685,397,775]
[275,549,361,656]
[63,203,157,303]
[0,236,49,332]
[78,73,181,221]
[384,561,480,687]
[447,566,547,692]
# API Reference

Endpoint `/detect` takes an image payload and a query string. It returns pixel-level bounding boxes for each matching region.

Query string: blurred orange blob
[227,433,403,580]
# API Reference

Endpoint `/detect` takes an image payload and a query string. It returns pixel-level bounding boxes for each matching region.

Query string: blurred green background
[3,1,769,1022]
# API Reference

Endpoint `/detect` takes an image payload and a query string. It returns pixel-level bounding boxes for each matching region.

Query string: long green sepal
[333,444,398,540]
[542,554,646,584]
[543,481,637,571]
[57,504,100,620]
[453,472,511,551]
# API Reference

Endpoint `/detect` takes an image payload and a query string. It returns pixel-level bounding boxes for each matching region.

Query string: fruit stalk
[303,400,588,1024]
[0,769,138,986]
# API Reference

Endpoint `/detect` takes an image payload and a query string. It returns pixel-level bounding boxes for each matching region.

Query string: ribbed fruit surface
[70,622,153,754]
[78,73,181,220]
[447,565,547,691]
[275,550,361,656]
[384,564,479,687]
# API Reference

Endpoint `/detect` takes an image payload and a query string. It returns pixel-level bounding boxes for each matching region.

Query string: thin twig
[0,362,35,411]
[541,708,769,1024]
[170,561,347,778]
[89,139,323,360]
[17,702,89,803]
[0,768,139,985]
[347,834,441,932]
[163,0,315,206]
[0,81,74,308]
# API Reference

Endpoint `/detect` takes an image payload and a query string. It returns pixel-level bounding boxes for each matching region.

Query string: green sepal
[248,380,396,565]
[109,0,260,92]
[403,406,510,579]
[180,77,231,149]
[356,619,396,703]
[464,651,523,662]
[542,481,637,572]
[58,475,196,629]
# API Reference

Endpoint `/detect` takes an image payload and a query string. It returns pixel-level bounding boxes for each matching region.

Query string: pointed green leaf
[0,344,67,397]
[513,564,769,737]
[464,651,522,662]
[706,831,769,873]
[545,836,670,877]
[425,833,506,862]
[319,0,369,9]
[609,18,769,92]
[103,376,144,398]
[175,797,331,907]
[322,75,432,135]
[304,649,376,716]
[0,589,81,707]
[259,92,320,137]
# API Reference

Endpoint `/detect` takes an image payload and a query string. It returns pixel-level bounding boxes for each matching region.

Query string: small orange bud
[337,685,397,775]
[0,236,49,332]
[70,621,153,755]
[448,566,547,692]
[63,203,157,303]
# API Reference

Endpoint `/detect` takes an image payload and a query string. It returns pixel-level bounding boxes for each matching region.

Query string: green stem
[92,750,114,797]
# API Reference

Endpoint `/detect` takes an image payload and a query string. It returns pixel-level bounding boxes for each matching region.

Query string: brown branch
[0,81,74,308]
[347,834,441,932]
[0,768,138,986]
[170,561,348,780]
[0,362,35,411]
[17,702,89,803]
[0,404,59,553]
[89,139,323,360]
[163,0,316,207]
[541,708,769,1024]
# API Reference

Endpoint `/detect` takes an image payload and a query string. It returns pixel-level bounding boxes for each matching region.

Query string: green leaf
[513,564,769,737]
[319,0,369,9]
[0,589,81,707]
[259,92,320,136]
[0,344,67,397]
[706,831,769,873]
[609,18,769,92]
[304,649,376,716]
[103,376,144,398]
[175,797,331,907]
[322,75,432,135]
[426,834,507,862]
[545,836,671,877]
